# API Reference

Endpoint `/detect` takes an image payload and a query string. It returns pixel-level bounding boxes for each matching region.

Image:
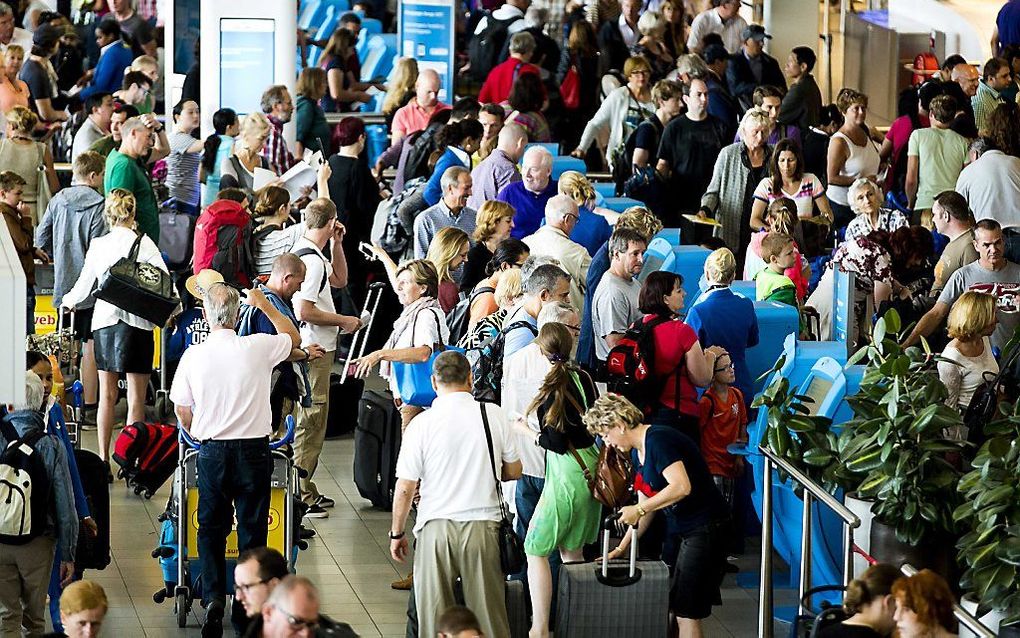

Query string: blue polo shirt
[570,206,612,257]
[998,0,1020,52]
[496,179,558,239]
[685,287,759,407]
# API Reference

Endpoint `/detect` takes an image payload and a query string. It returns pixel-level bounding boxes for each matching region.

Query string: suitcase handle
[598,514,642,587]
[339,283,387,383]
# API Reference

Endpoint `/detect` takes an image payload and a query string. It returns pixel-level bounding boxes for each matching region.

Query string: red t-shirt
[697,386,747,478]
[644,315,699,415]
[478,57,543,105]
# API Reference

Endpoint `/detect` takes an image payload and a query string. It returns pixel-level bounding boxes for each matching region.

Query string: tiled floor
[78,428,796,637]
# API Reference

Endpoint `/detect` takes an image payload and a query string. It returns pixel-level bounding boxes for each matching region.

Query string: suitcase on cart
[353,389,401,509]
[555,521,670,638]
[74,448,111,569]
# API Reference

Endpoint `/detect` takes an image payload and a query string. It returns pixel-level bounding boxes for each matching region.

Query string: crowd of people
[2,0,1020,635]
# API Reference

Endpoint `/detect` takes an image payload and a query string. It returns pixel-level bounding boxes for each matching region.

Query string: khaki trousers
[0,535,56,637]
[413,519,509,638]
[293,352,333,503]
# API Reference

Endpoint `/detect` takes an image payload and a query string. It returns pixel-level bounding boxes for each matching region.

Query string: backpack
[447,286,495,346]
[402,123,444,184]
[605,316,679,413]
[0,419,51,545]
[471,319,538,404]
[193,200,256,287]
[293,247,328,293]
[467,12,520,82]
[373,177,427,258]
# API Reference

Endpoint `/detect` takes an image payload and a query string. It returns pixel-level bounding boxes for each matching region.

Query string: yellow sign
[186,488,287,559]
[33,297,161,369]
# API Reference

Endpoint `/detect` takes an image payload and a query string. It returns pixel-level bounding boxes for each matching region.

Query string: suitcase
[113,421,178,498]
[326,283,385,439]
[555,521,670,638]
[506,578,529,638]
[73,449,111,569]
[158,202,195,271]
[353,389,401,509]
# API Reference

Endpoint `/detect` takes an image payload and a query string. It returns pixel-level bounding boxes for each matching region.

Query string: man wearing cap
[171,283,300,638]
[19,25,69,123]
[726,24,786,112]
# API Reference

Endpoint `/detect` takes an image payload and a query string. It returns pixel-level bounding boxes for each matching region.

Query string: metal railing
[325,112,387,125]
[758,445,997,638]
[899,564,996,638]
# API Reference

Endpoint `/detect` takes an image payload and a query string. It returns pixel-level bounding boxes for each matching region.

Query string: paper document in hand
[279,161,319,201]
[682,214,722,227]
[302,149,325,171]
[253,167,277,190]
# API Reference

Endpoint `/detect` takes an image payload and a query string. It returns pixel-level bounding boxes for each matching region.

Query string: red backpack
[605,315,678,413]
[193,199,255,287]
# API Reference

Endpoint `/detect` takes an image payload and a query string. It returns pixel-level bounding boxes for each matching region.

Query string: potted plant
[955,397,1020,636]
[833,310,966,575]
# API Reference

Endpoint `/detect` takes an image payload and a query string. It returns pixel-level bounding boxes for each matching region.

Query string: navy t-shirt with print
[632,425,728,535]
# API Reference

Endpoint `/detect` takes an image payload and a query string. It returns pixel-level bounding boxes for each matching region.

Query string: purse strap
[410,306,446,353]
[127,232,144,262]
[566,370,596,486]
[479,403,512,521]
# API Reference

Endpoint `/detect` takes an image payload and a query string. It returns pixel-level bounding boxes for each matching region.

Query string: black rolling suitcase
[74,449,111,569]
[353,389,401,509]
[555,519,671,637]
[326,283,386,439]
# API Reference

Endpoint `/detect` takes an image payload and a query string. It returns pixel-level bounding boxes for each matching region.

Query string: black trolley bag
[327,282,386,439]
[555,517,670,637]
[353,389,401,509]
[73,449,111,569]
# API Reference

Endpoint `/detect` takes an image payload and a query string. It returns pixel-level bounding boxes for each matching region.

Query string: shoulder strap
[128,232,144,261]
[0,418,18,444]
[468,286,496,306]
[502,319,538,337]
[479,404,511,519]
[293,246,327,293]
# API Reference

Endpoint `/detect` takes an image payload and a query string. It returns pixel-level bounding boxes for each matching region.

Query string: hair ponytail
[525,323,585,431]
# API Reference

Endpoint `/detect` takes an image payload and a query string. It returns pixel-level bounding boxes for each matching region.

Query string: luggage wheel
[175,591,189,627]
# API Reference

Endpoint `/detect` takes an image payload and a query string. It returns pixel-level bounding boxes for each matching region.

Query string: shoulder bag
[94,232,177,326]
[479,402,526,576]
[392,308,465,407]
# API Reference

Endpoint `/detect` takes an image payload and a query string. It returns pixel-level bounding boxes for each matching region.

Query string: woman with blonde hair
[700,106,774,269]
[572,56,655,171]
[511,322,600,638]
[685,247,760,408]
[817,563,899,637]
[382,57,418,128]
[295,66,332,158]
[581,393,730,638]
[62,188,174,465]
[661,0,687,59]
[826,88,881,229]
[462,200,516,292]
[631,11,673,81]
[0,105,59,223]
[938,291,999,417]
[426,226,471,313]
[0,45,30,116]
[557,170,613,256]
[219,112,274,196]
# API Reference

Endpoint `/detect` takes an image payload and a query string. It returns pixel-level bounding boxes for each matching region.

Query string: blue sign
[398,0,456,103]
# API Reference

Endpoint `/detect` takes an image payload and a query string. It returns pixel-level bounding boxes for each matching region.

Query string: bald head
[268,253,307,301]
[497,123,528,160]
[416,69,441,107]
[952,63,979,97]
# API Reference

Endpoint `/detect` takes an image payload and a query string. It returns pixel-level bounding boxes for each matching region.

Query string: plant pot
[960,594,1006,638]
[844,493,875,579]
[868,519,953,580]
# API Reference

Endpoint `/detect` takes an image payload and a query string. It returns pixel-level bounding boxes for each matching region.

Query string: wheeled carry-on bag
[113,421,178,498]
[555,518,670,637]
[327,282,386,439]
[74,448,111,569]
[354,389,401,509]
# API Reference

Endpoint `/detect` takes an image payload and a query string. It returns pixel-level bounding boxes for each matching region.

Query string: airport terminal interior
[1,0,1018,636]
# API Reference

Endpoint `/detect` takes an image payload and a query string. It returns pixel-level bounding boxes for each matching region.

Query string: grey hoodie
[0,409,78,561]
[34,184,107,309]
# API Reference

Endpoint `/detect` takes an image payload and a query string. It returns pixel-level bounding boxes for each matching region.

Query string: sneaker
[314,495,335,509]
[299,526,317,540]
[202,601,224,638]
[303,504,329,519]
[391,571,413,590]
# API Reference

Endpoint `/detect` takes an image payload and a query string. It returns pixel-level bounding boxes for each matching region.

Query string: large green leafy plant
[955,398,1020,625]
[834,310,966,545]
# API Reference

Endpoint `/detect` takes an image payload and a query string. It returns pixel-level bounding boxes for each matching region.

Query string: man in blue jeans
[171,283,299,638]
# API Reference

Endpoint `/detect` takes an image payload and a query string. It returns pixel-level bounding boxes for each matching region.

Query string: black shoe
[314,494,335,508]
[303,503,328,519]
[299,525,317,540]
[203,601,224,638]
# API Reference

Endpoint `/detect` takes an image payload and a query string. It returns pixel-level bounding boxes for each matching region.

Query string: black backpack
[447,286,496,346]
[0,419,51,545]
[402,123,444,184]
[467,12,520,82]
[471,320,538,404]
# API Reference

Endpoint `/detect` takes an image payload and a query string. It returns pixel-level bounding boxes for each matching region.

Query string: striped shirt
[752,173,825,220]
[254,222,306,276]
[166,131,202,206]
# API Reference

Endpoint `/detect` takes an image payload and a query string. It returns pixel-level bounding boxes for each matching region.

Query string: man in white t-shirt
[389,351,521,638]
[290,198,363,518]
[170,283,298,637]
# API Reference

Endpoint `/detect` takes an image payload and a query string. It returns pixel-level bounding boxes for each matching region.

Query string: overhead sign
[398,0,456,103]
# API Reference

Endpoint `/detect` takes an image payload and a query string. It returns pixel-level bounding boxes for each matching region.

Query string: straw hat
[184,269,224,300]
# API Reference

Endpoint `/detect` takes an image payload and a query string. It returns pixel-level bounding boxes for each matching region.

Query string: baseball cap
[741,24,771,42]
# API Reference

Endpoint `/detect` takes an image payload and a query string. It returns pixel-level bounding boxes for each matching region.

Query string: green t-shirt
[89,135,119,158]
[906,126,969,210]
[754,267,798,307]
[104,149,159,243]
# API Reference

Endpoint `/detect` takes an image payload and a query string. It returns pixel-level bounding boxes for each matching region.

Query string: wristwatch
[300,347,310,361]
[388,530,405,540]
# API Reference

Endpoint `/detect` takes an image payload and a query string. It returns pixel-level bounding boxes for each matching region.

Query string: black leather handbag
[94,233,177,326]
[479,403,526,576]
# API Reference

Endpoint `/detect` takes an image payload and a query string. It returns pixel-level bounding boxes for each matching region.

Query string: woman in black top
[817,563,899,637]
[513,323,600,638]
[582,393,730,638]
[462,200,516,293]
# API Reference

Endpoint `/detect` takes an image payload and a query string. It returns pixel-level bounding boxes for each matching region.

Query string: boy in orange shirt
[697,349,748,505]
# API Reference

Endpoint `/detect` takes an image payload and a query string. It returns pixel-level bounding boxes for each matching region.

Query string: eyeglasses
[564,324,581,333]
[715,362,735,372]
[273,606,319,632]
[563,213,580,222]
[233,578,270,595]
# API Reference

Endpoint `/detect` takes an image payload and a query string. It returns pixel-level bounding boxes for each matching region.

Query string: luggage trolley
[153,416,302,628]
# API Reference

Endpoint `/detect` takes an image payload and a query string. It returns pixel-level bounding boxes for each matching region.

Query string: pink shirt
[392,98,451,139]
[170,329,292,440]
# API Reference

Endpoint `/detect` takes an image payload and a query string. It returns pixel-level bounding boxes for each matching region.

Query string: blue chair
[832,268,856,355]
[602,197,643,213]
[299,0,324,30]
[360,35,395,83]
[638,237,673,281]
[592,182,615,199]
[379,33,398,52]
[651,228,681,246]
[361,17,383,34]
[729,279,755,299]
[549,156,586,180]
[307,3,346,69]
[365,124,389,165]
[656,245,710,303]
